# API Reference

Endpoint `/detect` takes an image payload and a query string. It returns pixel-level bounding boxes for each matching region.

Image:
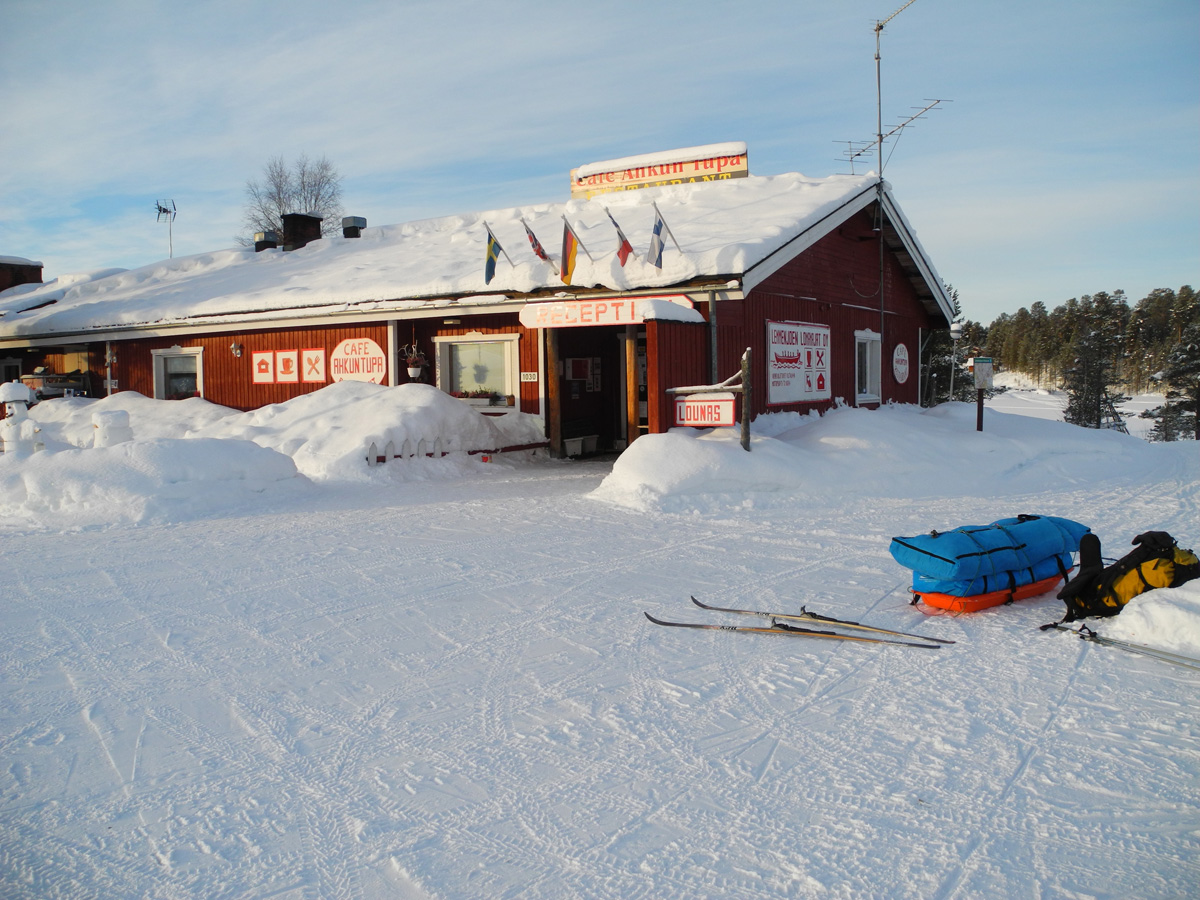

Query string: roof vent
[342,216,367,238]
[254,231,278,253]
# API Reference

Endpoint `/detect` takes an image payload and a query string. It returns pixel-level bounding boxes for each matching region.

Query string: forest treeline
[938,285,1199,441]
[977,286,1197,393]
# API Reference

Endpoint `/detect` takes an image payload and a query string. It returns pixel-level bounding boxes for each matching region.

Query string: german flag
[560,220,579,284]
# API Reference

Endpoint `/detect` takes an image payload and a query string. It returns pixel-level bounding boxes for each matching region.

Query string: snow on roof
[0,171,929,340]
[0,256,43,267]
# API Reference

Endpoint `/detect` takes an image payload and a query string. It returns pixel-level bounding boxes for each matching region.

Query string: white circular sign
[892,343,910,384]
[330,338,388,384]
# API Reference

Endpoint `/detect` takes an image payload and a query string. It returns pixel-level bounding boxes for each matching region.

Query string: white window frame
[854,329,881,405]
[151,346,204,400]
[433,332,519,399]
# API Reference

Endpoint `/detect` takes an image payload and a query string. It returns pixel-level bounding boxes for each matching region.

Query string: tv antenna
[835,1,948,175]
[155,200,177,258]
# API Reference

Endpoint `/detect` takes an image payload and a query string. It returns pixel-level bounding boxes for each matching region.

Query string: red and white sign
[251,351,275,384]
[275,350,299,383]
[571,145,749,198]
[519,295,692,329]
[766,320,831,405]
[330,338,387,384]
[674,392,737,427]
[301,348,326,383]
[892,343,910,384]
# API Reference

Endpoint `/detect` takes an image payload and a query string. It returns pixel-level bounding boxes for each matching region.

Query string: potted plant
[403,344,426,379]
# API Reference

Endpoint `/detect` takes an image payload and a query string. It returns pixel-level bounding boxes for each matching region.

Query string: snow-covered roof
[0,172,952,341]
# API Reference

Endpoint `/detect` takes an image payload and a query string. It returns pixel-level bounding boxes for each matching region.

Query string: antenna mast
[875,0,917,177]
[155,200,177,258]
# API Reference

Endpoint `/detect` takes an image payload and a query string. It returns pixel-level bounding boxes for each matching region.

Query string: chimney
[281,212,323,251]
[0,256,44,292]
[254,231,278,253]
[342,216,367,238]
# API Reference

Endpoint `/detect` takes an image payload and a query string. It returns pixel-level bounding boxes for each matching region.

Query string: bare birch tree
[238,154,344,244]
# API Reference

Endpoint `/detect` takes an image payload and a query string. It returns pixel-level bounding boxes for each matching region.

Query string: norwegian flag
[605,208,634,266]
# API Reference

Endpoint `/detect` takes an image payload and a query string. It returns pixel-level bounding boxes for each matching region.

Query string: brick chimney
[342,216,367,238]
[281,213,323,251]
[0,256,44,292]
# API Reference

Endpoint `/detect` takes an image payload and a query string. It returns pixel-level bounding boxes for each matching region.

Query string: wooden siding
[646,319,709,433]
[63,313,538,413]
[403,313,539,413]
[719,207,934,417]
[113,325,390,410]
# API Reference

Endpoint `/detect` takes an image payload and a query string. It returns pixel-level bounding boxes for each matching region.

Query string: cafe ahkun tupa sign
[571,142,748,199]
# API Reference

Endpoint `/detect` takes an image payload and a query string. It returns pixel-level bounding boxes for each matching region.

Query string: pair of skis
[644,597,954,650]
[1042,622,1200,671]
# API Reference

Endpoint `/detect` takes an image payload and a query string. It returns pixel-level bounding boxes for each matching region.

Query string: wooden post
[625,325,639,449]
[740,347,751,451]
[976,388,985,432]
[546,328,562,457]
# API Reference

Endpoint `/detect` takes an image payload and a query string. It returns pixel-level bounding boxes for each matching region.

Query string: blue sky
[1,0,1196,324]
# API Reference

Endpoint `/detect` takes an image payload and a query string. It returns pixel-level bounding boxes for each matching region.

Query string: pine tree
[921,285,978,405]
[1142,320,1200,441]
[1062,294,1128,429]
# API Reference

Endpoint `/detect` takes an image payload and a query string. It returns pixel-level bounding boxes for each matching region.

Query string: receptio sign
[519,295,691,329]
[766,320,831,405]
[330,338,387,384]
[674,392,736,427]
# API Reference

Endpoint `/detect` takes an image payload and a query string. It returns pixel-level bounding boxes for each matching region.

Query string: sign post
[667,348,752,451]
[973,357,994,432]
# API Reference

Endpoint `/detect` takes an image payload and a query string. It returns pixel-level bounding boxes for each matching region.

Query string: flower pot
[407,367,422,378]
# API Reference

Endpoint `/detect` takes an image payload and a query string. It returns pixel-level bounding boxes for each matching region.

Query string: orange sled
[912,572,1069,613]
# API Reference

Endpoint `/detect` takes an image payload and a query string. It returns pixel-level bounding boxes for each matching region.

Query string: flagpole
[562,215,594,261]
[484,221,514,267]
[652,202,683,253]
[604,207,638,262]
[520,218,557,266]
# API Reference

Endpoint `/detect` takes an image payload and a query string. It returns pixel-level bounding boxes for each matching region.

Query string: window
[433,333,519,397]
[152,346,204,400]
[855,330,881,405]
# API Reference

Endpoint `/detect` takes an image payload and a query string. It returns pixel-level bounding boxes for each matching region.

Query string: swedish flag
[485,226,504,285]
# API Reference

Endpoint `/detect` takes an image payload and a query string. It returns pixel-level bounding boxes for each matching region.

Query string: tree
[1141,320,1200,441]
[238,154,344,245]
[920,285,979,405]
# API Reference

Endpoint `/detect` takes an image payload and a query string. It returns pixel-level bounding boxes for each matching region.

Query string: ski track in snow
[2,458,1199,898]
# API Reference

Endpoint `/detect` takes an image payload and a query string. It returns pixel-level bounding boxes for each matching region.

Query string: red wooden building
[0,145,953,456]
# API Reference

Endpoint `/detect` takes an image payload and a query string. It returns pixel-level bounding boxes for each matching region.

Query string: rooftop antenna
[836,1,948,174]
[155,200,177,258]
[874,1,919,177]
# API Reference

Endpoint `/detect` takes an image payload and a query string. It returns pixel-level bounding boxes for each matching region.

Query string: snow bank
[1102,582,1200,655]
[0,437,305,530]
[191,381,543,481]
[591,402,1187,513]
[2,383,548,528]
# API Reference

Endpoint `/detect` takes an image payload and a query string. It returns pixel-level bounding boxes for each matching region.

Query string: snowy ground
[2,385,1198,899]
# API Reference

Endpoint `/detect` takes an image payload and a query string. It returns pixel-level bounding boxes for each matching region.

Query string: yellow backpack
[1056,531,1200,622]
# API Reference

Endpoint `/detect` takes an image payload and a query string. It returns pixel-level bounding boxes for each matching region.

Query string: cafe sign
[570,142,749,198]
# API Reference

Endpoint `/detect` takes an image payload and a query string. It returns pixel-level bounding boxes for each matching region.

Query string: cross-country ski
[644,611,944,648]
[1043,623,1200,671]
[690,595,956,643]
